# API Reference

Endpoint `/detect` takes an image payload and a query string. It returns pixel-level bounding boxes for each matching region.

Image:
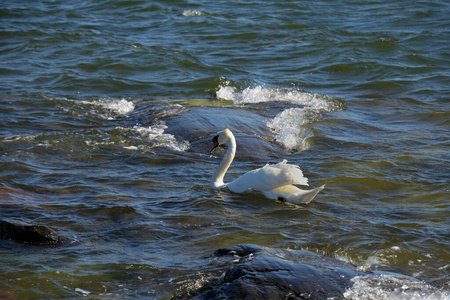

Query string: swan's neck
[211,135,236,190]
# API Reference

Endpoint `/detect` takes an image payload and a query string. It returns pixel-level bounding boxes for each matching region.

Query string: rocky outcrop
[165,106,287,160]
[123,104,287,160]
[179,244,366,300]
[0,220,67,246]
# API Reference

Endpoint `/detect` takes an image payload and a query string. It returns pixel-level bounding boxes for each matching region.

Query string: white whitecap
[344,274,450,300]
[154,104,189,119]
[45,96,136,120]
[216,85,338,111]
[215,86,237,102]
[123,145,138,150]
[69,98,136,120]
[216,84,344,151]
[92,98,135,115]
[120,123,190,152]
[267,108,321,151]
[75,287,91,295]
[182,10,204,17]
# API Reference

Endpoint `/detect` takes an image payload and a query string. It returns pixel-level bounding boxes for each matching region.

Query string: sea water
[0,0,449,298]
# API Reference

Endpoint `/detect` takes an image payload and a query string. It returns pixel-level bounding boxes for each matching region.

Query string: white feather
[210,129,324,204]
[227,160,308,193]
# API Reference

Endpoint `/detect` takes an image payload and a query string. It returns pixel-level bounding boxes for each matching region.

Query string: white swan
[210,128,325,204]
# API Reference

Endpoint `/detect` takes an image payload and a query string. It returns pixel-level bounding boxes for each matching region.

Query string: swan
[210,128,325,204]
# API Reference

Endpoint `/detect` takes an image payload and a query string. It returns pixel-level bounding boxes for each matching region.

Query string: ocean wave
[216,85,343,151]
[81,98,135,118]
[153,103,189,119]
[216,85,340,111]
[182,10,205,17]
[267,108,322,151]
[118,123,190,152]
[47,97,136,120]
[344,274,450,300]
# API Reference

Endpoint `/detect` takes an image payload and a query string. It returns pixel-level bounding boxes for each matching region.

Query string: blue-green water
[1,0,449,298]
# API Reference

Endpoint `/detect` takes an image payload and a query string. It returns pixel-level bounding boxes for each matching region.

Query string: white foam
[344,274,450,300]
[3,134,36,142]
[45,96,136,120]
[123,145,138,150]
[215,86,236,101]
[154,104,189,119]
[267,108,321,151]
[216,85,343,151]
[216,85,337,111]
[182,10,205,17]
[75,287,91,296]
[70,97,135,119]
[121,123,190,152]
[89,98,135,116]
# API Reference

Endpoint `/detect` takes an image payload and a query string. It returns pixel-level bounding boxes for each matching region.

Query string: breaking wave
[182,9,205,17]
[118,123,190,152]
[216,85,344,151]
[80,98,135,119]
[216,85,339,111]
[344,274,450,300]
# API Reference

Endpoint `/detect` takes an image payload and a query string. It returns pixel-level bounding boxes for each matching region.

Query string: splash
[48,97,136,120]
[267,108,322,151]
[119,123,190,152]
[217,85,343,151]
[84,98,135,118]
[344,274,450,300]
[182,10,205,17]
[216,85,338,111]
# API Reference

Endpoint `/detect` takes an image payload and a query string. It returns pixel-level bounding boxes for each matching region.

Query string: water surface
[0,0,449,298]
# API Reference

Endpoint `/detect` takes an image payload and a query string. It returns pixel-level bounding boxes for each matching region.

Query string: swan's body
[210,129,325,204]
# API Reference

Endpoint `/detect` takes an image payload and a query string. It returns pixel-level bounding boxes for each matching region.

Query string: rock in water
[181,244,366,299]
[0,220,67,246]
[163,106,288,160]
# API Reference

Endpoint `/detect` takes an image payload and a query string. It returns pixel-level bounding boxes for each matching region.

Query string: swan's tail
[289,184,325,204]
[264,184,325,205]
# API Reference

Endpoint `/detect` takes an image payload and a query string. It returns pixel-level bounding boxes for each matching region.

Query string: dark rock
[121,102,288,160]
[0,220,67,246]
[181,244,366,300]
[163,106,288,160]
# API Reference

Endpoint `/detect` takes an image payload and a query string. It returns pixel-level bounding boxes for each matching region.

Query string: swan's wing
[226,160,309,193]
[271,160,309,186]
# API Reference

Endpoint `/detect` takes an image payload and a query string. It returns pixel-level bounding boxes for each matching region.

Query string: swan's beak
[210,135,219,153]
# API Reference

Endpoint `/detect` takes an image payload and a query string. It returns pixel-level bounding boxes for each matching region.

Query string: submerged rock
[0,220,67,246]
[163,106,288,160]
[180,244,366,300]
[122,102,289,159]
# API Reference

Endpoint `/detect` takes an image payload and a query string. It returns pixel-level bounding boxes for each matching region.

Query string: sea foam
[182,10,205,17]
[87,98,135,118]
[344,274,450,300]
[216,85,337,111]
[267,108,322,151]
[46,97,136,120]
[216,85,342,151]
[120,123,190,152]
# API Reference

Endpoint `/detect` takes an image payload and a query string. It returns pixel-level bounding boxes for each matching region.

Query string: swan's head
[210,128,233,153]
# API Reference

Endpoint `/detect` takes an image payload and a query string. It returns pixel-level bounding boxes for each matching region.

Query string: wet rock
[0,220,67,246]
[182,244,366,300]
[121,102,288,159]
[163,106,287,160]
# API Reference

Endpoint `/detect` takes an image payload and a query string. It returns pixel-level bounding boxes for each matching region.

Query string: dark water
[1,0,449,298]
